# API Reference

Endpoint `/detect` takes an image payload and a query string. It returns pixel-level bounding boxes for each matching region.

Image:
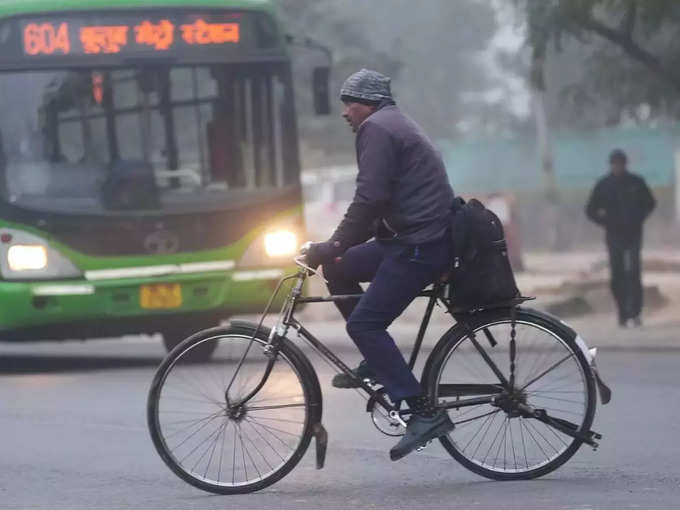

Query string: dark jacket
[331,104,454,249]
[586,171,656,242]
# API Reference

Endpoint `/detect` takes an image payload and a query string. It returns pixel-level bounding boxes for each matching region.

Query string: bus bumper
[0,269,291,341]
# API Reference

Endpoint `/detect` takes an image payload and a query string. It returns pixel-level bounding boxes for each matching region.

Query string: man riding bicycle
[305,69,455,461]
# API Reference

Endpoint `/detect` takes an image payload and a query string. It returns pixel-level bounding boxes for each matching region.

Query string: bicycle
[147,254,612,494]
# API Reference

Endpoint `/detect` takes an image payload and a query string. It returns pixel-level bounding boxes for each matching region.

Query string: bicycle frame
[233,263,505,418]
[149,261,611,489]
[216,255,608,460]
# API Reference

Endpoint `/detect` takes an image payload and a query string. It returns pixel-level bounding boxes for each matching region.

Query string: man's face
[609,158,627,175]
[342,101,376,132]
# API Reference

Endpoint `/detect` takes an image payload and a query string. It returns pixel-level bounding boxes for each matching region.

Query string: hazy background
[277,0,680,252]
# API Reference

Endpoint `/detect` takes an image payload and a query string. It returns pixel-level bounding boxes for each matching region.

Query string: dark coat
[330,104,454,249]
[586,171,656,243]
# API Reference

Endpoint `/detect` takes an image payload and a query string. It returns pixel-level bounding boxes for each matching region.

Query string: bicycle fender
[442,308,612,406]
[516,307,578,341]
[228,319,329,449]
[518,308,612,405]
[313,423,328,469]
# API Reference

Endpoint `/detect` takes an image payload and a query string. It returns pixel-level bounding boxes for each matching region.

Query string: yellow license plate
[140,283,182,309]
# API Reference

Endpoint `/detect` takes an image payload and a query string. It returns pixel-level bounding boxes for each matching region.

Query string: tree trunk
[532,89,559,198]
[531,53,562,249]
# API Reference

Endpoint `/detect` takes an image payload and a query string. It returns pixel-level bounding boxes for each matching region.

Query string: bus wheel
[161,327,216,362]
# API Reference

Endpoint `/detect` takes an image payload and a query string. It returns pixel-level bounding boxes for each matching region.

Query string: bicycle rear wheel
[147,322,321,494]
[423,308,596,480]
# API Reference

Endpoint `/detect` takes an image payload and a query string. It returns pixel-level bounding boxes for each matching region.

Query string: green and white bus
[0,0,326,351]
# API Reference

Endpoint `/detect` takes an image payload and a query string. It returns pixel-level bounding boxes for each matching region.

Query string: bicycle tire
[422,307,597,480]
[147,322,322,494]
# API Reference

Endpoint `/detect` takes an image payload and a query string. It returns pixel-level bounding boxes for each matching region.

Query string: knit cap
[340,69,393,103]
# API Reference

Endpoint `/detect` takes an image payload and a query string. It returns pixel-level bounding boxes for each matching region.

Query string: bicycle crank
[366,388,406,437]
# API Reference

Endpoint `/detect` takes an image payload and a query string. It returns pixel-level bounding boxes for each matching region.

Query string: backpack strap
[450,197,467,266]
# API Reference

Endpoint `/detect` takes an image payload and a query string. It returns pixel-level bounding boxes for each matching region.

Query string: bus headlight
[8,245,48,271]
[264,230,298,258]
[0,229,81,280]
[237,216,306,269]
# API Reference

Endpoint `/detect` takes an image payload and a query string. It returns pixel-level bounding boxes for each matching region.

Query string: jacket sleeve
[585,180,606,226]
[330,122,396,249]
[638,177,656,222]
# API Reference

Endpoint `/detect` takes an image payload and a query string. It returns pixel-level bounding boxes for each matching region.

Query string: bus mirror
[312,67,331,115]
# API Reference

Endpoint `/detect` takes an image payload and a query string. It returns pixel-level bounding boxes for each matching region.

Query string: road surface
[1,326,679,510]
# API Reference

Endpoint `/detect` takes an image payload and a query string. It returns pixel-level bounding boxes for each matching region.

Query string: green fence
[440,125,680,194]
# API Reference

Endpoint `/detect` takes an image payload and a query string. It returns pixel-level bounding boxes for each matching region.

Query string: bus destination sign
[23,17,241,56]
[0,11,280,66]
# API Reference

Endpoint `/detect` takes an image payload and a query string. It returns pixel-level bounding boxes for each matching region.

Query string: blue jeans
[322,236,451,400]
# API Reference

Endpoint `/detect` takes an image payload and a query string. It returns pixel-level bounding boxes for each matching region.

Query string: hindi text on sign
[180,20,240,45]
[135,20,174,50]
[80,25,129,54]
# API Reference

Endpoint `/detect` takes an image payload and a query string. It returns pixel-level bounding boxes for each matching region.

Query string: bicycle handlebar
[293,253,327,283]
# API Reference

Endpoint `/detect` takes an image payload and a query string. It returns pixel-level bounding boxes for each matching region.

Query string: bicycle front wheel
[423,308,596,480]
[147,322,321,494]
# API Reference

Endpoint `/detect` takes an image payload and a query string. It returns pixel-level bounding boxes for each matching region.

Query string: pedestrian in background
[586,149,656,327]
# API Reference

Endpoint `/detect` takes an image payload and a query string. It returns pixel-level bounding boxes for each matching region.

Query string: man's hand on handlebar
[299,240,343,273]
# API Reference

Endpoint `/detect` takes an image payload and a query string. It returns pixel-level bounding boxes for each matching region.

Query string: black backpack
[447,198,520,308]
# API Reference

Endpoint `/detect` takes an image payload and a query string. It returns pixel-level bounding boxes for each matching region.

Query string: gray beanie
[340,69,393,103]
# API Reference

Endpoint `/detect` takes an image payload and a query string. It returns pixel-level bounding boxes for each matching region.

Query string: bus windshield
[0,64,298,214]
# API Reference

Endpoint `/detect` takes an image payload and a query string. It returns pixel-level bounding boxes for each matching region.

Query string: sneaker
[331,360,376,388]
[389,409,455,461]
[630,316,642,328]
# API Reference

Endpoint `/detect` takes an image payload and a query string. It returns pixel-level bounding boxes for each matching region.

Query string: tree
[525,0,559,197]
[275,0,506,165]
[521,0,680,127]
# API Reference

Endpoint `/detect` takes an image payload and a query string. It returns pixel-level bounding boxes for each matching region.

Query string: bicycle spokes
[154,334,308,488]
[435,319,591,474]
